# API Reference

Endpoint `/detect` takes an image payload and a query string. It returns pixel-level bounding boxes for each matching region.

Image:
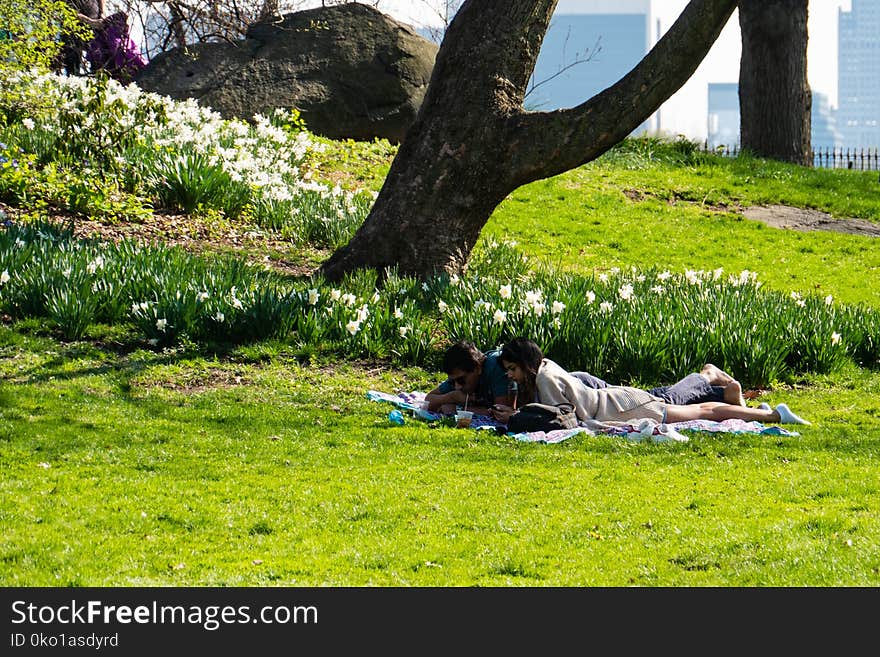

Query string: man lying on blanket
[425,340,749,418]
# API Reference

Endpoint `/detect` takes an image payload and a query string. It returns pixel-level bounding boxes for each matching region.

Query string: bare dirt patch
[0,201,323,278]
[742,204,880,238]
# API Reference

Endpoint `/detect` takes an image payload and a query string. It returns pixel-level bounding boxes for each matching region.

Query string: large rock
[133,3,437,143]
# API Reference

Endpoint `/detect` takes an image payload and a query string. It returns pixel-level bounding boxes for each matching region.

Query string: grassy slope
[1,143,879,586]
[485,154,880,307]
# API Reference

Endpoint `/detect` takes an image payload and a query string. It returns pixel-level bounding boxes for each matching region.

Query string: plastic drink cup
[455,410,473,428]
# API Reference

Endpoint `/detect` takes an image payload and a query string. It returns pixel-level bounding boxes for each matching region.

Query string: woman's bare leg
[664,401,780,423]
[722,380,746,406]
[700,363,735,386]
[700,364,746,406]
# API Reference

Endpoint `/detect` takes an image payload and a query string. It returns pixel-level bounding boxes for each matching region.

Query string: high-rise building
[707,83,739,149]
[530,0,653,135]
[706,85,842,155]
[837,0,880,148]
[811,91,843,151]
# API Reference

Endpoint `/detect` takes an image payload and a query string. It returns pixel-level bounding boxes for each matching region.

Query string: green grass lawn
[1,139,879,586]
[485,152,880,307]
[1,330,878,586]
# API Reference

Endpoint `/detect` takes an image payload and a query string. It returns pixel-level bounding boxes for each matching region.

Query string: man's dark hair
[442,340,485,374]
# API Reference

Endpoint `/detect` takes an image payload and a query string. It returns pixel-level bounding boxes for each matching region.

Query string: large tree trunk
[738,0,811,165]
[320,0,737,282]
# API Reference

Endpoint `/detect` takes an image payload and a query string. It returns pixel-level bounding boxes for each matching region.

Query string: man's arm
[425,385,466,414]
[425,387,507,416]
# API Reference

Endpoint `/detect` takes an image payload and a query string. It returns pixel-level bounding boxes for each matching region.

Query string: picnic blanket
[366,390,800,443]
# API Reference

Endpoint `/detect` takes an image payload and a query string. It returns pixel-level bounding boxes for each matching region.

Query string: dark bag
[506,402,578,433]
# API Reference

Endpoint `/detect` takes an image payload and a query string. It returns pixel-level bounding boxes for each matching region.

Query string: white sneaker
[758,402,771,411]
[775,403,811,425]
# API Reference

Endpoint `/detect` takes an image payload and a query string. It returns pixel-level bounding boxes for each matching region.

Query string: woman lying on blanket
[489,338,811,427]
[426,340,749,417]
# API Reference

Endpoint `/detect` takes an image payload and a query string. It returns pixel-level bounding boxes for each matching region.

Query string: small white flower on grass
[393,307,404,319]
[636,274,646,283]
[585,291,596,304]
[618,284,634,301]
[599,301,613,313]
[657,270,672,281]
[14,239,25,249]
[341,293,356,306]
[38,462,50,468]
[474,299,491,313]
[598,273,609,283]
[650,285,665,295]
[371,292,380,303]
[790,291,802,301]
[22,118,35,130]
[330,289,341,302]
[307,289,319,305]
[492,309,507,324]
[422,282,430,292]
[0,269,9,284]
[733,270,757,286]
[610,266,620,274]
[831,332,841,345]
[825,295,834,306]
[214,311,225,323]
[499,284,512,299]
[399,326,410,337]
[86,255,104,274]
[197,290,210,302]
[345,319,360,335]
[231,297,244,310]
[525,290,543,305]
[551,300,566,314]
[449,274,460,286]
[685,269,702,285]
[438,300,449,313]
[531,302,545,316]
[356,304,369,322]
[156,318,167,332]
[712,267,724,280]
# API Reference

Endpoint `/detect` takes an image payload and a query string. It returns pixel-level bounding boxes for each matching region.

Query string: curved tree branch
[504,0,737,187]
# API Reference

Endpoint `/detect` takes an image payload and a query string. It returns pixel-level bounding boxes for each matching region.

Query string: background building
[706,84,844,154]
[530,0,653,135]
[707,83,739,149]
[837,0,880,148]
[811,91,843,151]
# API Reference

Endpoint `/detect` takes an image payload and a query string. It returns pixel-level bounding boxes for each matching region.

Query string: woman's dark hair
[442,340,485,374]
[500,338,543,401]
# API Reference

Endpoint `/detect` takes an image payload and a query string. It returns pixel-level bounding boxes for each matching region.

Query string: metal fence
[702,144,880,171]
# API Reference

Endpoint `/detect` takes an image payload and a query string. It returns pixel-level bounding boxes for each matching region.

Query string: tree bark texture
[738,0,811,165]
[320,0,737,281]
